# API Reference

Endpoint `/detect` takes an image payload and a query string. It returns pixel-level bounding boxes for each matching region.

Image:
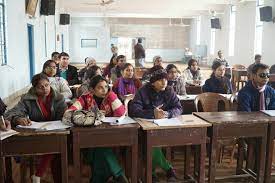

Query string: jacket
[167,76,186,95]
[134,43,145,59]
[4,87,67,124]
[128,83,182,119]
[48,77,72,99]
[203,75,233,94]
[57,64,79,86]
[238,81,275,112]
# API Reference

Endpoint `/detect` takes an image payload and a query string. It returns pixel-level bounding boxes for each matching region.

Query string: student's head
[58,52,70,68]
[212,61,225,78]
[116,55,126,67]
[31,73,51,97]
[109,55,117,68]
[84,57,96,67]
[111,45,118,54]
[166,64,179,80]
[251,63,270,87]
[254,54,262,64]
[121,63,134,79]
[153,56,163,67]
[89,75,109,98]
[137,38,142,43]
[188,59,199,71]
[217,50,223,58]
[149,65,168,92]
[42,60,57,77]
[84,65,102,81]
[51,52,59,62]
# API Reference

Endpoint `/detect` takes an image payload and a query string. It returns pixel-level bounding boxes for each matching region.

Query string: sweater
[203,75,233,94]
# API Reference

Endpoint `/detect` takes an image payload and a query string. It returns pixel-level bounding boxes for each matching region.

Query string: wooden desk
[138,115,211,183]
[194,111,269,183]
[72,124,139,183]
[185,85,203,94]
[0,130,69,183]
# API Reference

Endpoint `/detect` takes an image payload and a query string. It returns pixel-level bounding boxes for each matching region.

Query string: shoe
[152,174,159,183]
[31,175,41,183]
[166,168,177,182]
[114,174,129,183]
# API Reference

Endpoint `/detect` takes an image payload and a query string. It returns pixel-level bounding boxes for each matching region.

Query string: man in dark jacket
[238,63,275,112]
[56,52,79,86]
[134,38,145,68]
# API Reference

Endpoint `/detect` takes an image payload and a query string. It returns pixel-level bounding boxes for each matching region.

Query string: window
[210,29,216,55]
[228,5,236,56]
[254,0,264,54]
[0,0,7,65]
[196,16,201,45]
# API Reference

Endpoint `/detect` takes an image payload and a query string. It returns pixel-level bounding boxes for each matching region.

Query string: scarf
[37,92,52,121]
[252,81,266,110]
[190,69,198,79]
[117,77,137,96]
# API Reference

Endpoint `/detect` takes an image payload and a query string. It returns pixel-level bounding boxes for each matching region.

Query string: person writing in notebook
[238,63,275,111]
[128,65,182,182]
[0,97,11,131]
[4,73,67,183]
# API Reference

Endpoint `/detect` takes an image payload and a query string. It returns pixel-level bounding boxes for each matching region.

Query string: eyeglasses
[258,73,270,79]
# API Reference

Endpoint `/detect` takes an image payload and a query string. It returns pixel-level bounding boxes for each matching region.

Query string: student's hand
[15,118,32,126]
[154,108,166,119]
[0,120,11,131]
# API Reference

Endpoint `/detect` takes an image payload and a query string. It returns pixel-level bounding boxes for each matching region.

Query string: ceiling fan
[82,0,115,6]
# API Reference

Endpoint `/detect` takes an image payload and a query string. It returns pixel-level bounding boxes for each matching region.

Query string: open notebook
[17,120,71,131]
[136,118,184,126]
[261,110,275,117]
[102,116,136,125]
[0,129,19,140]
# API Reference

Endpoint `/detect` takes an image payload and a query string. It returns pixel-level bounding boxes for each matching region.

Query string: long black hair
[89,75,108,89]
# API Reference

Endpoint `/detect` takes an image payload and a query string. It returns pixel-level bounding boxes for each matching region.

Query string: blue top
[202,75,233,94]
[60,70,67,80]
[237,81,275,112]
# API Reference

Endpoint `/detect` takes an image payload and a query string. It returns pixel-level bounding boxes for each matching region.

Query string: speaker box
[211,18,221,29]
[60,14,70,25]
[40,0,55,15]
[260,6,272,22]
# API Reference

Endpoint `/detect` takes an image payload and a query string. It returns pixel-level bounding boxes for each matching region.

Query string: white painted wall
[0,0,65,98]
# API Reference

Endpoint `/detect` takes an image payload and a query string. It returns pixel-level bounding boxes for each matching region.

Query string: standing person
[51,52,60,65]
[166,64,186,95]
[63,75,128,183]
[203,61,233,94]
[42,60,72,100]
[112,63,142,101]
[134,38,145,68]
[128,66,182,182]
[247,54,262,80]
[4,73,67,183]
[56,52,80,86]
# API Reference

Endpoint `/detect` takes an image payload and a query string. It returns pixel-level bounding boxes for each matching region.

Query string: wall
[0,0,65,98]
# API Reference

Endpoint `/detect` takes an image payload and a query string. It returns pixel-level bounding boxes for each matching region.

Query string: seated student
[0,97,11,131]
[4,73,67,183]
[112,63,142,101]
[203,61,233,94]
[247,54,262,80]
[42,60,72,100]
[213,50,229,67]
[183,58,203,85]
[51,52,60,65]
[76,65,102,97]
[79,57,97,82]
[56,52,80,86]
[63,75,128,183]
[141,56,163,83]
[103,55,117,79]
[238,63,275,111]
[166,64,186,95]
[128,65,182,182]
[110,55,126,83]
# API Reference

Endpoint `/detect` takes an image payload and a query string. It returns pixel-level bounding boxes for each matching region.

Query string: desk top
[9,128,70,137]
[71,123,140,132]
[178,94,233,101]
[138,114,211,130]
[194,111,270,125]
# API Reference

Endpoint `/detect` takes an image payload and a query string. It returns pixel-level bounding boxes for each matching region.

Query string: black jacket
[57,64,79,86]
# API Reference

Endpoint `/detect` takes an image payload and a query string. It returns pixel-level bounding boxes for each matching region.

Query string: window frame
[0,0,7,66]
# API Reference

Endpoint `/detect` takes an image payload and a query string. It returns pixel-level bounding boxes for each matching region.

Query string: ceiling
[60,0,256,18]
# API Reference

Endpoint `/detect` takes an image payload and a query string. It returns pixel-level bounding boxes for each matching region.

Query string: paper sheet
[17,121,71,131]
[0,129,19,140]
[102,116,136,125]
[153,118,184,126]
[261,110,275,117]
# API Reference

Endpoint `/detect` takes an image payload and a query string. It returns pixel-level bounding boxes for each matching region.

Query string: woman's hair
[121,63,133,71]
[166,64,179,73]
[109,55,117,68]
[42,60,56,73]
[251,63,269,74]
[116,55,126,62]
[89,75,108,89]
[31,73,49,87]
[188,59,198,69]
[85,65,101,81]
[211,61,224,77]
[153,56,162,65]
